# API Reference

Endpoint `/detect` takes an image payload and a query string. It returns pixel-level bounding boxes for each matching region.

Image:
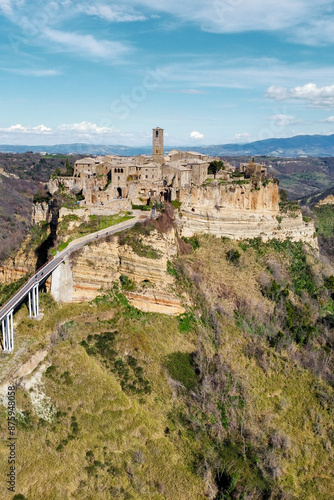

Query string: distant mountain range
[2,133,334,157]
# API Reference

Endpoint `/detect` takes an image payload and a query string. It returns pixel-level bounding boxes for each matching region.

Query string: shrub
[226,249,241,265]
[167,260,178,277]
[178,311,196,333]
[119,275,136,291]
[81,330,151,394]
[165,352,198,390]
[182,236,200,250]
[171,200,182,211]
[131,203,150,211]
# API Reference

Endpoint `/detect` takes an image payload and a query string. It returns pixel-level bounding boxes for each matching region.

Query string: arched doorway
[117,187,122,199]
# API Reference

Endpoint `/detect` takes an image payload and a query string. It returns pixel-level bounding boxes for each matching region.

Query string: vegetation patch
[81,331,152,395]
[0,275,30,307]
[118,221,162,259]
[165,352,198,390]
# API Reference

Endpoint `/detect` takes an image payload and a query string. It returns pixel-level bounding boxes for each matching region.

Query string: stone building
[69,127,220,206]
[240,160,267,178]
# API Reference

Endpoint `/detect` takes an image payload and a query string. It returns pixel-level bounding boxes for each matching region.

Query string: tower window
[156,130,159,137]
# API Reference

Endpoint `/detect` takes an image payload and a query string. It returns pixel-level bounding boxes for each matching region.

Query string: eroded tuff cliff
[0,235,37,283]
[51,228,185,314]
[177,181,317,247]
[31,202,50,225]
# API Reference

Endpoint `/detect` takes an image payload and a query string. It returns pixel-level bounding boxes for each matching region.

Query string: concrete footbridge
[0,212,152,353]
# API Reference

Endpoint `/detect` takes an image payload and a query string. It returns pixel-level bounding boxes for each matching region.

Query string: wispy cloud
[231,132,252,143]
[0,0,15,16]
[266,83,334,108]
[152,58,334,93]
[1,67,60,76]
[129,0,334,45]
[42,28,130,59]
[290,18,334,46]
[269,114,298,126]
[76,4,147,23]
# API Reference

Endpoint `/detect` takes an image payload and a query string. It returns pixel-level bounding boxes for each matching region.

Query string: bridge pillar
[29,285,39,318]
[1,310,14,352]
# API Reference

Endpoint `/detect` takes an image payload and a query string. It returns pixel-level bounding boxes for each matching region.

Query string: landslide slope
[0,233,333,499]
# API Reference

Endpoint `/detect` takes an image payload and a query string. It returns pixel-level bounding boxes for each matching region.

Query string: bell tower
[152,127,164,163]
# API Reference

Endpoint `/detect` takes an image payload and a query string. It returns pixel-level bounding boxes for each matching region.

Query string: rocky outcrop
[125,290,185,315]
[51,228,183,314]
[177,182,317,248]
[31,202,50,225]
[178,180,280,213]
[317,195,334,206]
[0,237,37,283]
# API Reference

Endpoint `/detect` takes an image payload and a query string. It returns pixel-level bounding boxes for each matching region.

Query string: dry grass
[0,292,204,500]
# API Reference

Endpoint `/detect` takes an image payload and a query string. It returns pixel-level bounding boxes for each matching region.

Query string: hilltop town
[48,127,267,208]
[42,127,315,247]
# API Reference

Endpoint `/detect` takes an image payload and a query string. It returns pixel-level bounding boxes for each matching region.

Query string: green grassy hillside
[0,234,333,499]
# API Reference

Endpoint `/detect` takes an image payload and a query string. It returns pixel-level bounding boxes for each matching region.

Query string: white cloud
[43,28,130,59]
[77,4,147,22]
[2,0,334,51]
[326,116,334,122]
[232,132,252,143]
[128,0,334,45]
[0,124,52,134]
[190,130,204,140]
[154,57,334,94]
[58,121,119,135]
[0,121,128,145]
[0,0,11,15]
[269,114,297,127]
[291,18,334,46]
[266,83,334,107]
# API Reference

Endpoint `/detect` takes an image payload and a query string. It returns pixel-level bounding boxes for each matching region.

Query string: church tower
[152,127,164,163]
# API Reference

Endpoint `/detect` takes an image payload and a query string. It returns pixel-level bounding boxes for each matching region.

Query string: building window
[118,176,120,180]
[146,175,148,179]
[156,130,159,137]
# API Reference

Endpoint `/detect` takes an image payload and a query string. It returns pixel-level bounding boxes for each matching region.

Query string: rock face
[51,228,184,315]
[0,237,37,283]
[317,195,334,206]
[177,182,317,248]
[31,202,50,225]
[178,181,280,213]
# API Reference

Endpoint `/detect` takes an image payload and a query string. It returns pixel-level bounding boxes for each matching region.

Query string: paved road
[0,212,152,322]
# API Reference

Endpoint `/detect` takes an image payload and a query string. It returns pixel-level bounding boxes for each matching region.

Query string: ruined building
[50,127,215,207]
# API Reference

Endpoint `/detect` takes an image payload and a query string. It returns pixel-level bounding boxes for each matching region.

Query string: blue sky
[0,0,334,146]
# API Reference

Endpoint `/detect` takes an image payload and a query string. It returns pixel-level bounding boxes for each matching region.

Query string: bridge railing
[0,256,64,317]
[0,212,153,318]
